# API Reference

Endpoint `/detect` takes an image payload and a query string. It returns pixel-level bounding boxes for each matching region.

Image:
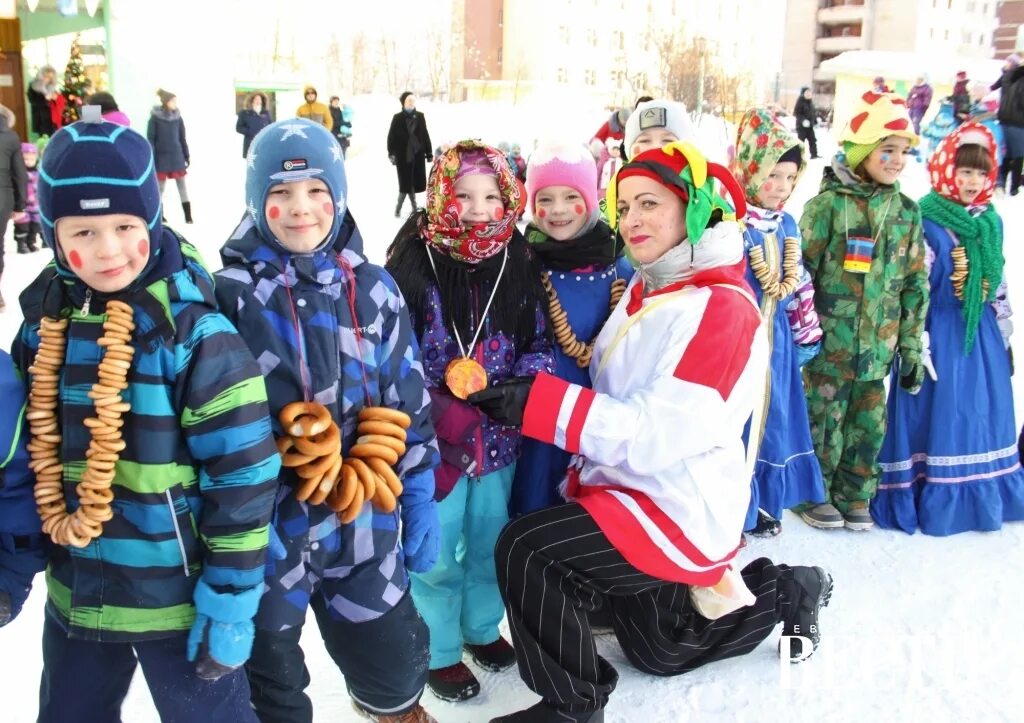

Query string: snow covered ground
[1,98,1022,722]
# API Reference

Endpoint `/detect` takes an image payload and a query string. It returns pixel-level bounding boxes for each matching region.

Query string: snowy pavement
[1,101,1022,722]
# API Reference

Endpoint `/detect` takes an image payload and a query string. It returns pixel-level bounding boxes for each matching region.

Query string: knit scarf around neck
[918,190,1003,353]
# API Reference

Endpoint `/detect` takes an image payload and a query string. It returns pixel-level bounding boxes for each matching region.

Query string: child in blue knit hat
[215,117,442,723]
[13,119,280,723]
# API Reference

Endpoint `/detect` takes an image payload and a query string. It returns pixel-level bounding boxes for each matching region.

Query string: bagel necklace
[747,233,801,301]
[542,271,627,368]
[27,293,135,548]
[425,245,508,399]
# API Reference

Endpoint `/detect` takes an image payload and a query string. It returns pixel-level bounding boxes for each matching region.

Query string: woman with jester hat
[875,121,1024,535]
[731,108,827,538]
[386,140,554,703]
[489,142,832,723]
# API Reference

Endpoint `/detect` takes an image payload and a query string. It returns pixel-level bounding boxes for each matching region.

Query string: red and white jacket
[522,259,767,586]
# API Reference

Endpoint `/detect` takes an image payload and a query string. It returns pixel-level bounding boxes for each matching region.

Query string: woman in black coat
[146,89,193,223]
[386,91,433,217]
[236,92,272,159]
[793,86,819,159]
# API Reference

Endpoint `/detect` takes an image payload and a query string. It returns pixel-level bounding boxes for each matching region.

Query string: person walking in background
[951,71,972,124]
[992,55,1024,194]
[147,88,193,224]
[873,76,891,94]
[14,142,42,254]
[907,76,934,135]
[236,91,271,159]
[26,65,60,138]
[329,96,353,158]
[296,86,332,131]
[794,87,819,159]
[0,104,28,312]
[386,92,433,218]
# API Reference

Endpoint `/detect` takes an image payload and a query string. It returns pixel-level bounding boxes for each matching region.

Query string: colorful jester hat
[606,140,747,244]
[424,139,525,264]
[928,120,998,205]
[839,91,919,169]
[732,107,806,204]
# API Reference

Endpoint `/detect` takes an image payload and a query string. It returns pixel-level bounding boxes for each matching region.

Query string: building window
[557,67,568,83]
[587,28,598,46]
[497,47,503,64]
[559,25,570,43]
[966,0,974,10]
[585,69,597,85]
[945,29,950,40]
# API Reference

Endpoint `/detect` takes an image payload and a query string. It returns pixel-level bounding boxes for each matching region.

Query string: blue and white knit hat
[245,118,348,252]
[38,121,162,252]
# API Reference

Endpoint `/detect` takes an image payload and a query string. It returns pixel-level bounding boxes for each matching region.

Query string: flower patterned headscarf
[424,140,525,264]
[732,107,806,206]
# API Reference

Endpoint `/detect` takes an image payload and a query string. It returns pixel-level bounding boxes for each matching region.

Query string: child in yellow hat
[797,91,931,531]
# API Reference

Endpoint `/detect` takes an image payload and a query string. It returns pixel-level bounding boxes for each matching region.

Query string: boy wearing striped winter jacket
[215,119,441,723]
[13,121,279,723]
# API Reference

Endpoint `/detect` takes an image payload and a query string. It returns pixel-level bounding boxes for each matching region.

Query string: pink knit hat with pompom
[525,142,599,215]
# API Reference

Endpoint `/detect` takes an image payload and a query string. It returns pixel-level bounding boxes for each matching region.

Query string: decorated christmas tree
[61,35,88,126]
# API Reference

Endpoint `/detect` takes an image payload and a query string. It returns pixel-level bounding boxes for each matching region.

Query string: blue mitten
[795,341,821,368]
[401,498,440,573]
[186,580,263,680]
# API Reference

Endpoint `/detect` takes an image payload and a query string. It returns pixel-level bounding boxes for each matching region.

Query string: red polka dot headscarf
[927,121,998,205]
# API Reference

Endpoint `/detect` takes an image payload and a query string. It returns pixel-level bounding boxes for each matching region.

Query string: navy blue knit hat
[245,118,347,252]
[38,121,162,253]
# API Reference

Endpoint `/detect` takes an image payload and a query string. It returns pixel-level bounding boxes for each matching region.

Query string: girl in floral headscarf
[731,108,827,538]
[875,121,1024,535]
[385,140,554,703]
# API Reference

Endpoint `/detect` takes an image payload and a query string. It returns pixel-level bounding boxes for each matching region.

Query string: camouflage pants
[804,372,887,512]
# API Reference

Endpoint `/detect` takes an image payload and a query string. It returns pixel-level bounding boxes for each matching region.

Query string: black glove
[899,363,924,393]
[0,591,11,627]
[466,376,534,426]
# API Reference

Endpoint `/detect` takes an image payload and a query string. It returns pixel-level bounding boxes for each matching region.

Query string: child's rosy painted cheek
[322,202,334,216]
[268,206,281,220]
[537,208,547,219]
[68,250,83,269]
[762,181,774,192]
[493,207,505,221]
[574,204,584,215]
[137,239,149,258]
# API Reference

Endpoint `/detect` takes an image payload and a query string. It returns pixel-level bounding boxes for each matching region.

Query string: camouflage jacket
[799,162,929,381]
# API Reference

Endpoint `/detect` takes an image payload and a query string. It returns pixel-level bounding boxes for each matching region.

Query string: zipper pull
[81,289,93,317]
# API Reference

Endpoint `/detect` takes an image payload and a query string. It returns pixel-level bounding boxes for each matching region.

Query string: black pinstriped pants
[495,503,791,713]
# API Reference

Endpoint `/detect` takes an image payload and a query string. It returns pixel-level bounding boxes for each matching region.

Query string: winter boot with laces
[490,701,604,722]
[779,565,833,662]
[465,636,516,672]
[351,700,438,722]
[427,662,480,702]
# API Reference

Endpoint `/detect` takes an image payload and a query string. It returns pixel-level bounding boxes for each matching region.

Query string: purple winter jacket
[419,285,554,501]
[907,83,933,116]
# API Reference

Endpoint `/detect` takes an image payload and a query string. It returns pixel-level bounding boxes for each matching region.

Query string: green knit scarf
[918,190,1003,354]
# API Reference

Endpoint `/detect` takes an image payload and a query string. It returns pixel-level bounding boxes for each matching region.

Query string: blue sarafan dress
[741,209,827,529]
[875,217,1024,535]
[511,251,635,516]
